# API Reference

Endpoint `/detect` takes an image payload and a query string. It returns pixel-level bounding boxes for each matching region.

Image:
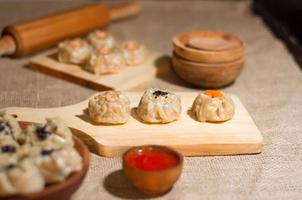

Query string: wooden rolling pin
[0,2,140,57]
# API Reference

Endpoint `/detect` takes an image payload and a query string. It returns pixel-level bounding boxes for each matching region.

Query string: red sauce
[126,149,178,170]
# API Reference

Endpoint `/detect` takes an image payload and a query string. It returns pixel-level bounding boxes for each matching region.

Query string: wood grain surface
[30,51,159,91]
[3,92,263,157]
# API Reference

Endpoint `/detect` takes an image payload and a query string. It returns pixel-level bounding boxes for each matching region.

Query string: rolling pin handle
[109,2,141,21]
[0,35,16,56]
[0,2,141,57]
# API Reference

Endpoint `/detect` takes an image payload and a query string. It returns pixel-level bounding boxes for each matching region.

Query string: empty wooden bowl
[3,122,90,200]
[173,30,245,64]
[172,53,244,88]
[123,145,183,196]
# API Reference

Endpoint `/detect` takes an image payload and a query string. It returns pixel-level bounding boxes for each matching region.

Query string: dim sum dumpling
[32,147,82,184]
[58,38,92,65]
[0,156,45,196]
[0,153,18,172]
[0,141,19,154]
[85,47,125,75]
[88,91,130,124]
[26,117,73,150]
[0,113,22,143]
[87,30,116,49]
[121,41,148,66]
[191,90,235,122]
[0,116,82,196]
[137,89,181,123]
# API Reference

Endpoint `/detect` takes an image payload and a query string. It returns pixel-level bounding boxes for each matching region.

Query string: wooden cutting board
[30,52,159,90]
[3,92,263,157]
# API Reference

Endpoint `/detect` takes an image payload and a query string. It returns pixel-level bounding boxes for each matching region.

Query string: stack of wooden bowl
[172,30,245,88]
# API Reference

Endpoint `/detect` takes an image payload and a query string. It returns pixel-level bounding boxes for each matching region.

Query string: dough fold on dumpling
[88,91,130,124]
[0,157,45,196]
[26,117,74,150]
[85,47,125,75]
[31,147,82,184]
[192,90,235,122]
[137,88,181,123]
[87,30,116,49]
[0,113,22,144]
[121,41,148,66]
[0,116,83,196]
[58,38,92,65]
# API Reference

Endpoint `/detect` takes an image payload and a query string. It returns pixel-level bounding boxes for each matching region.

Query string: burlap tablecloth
[0,1,301,199]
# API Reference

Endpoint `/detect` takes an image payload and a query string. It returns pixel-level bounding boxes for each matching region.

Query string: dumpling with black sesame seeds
[31,146,82,184]
[137,88,181,123]
[0,153,45,196]
[0,113,22,144]
[26,117,73,150]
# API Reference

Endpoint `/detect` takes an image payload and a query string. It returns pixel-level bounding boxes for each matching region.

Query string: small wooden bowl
[123,145,183,196]
[3,122,90,200]
[172,53,244,88]
[173,30,245,64]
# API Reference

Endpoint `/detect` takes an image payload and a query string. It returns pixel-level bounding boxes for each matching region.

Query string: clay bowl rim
[172,30,246,63]
[123,145,184,173]
[172,30,245,53]
[172,52,245,67]
[3,121,90,200]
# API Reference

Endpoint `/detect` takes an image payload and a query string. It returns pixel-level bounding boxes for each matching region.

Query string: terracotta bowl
[172,53,244,88]
[3,122,90,200]
[173,30,245,64]
[123,145,183,196]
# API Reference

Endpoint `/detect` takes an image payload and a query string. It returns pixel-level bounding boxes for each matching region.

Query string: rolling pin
[0,2,140,57]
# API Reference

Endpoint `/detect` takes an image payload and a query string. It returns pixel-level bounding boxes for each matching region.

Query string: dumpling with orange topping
[87,30,116,49]
[58,38,92,65]
[85,47,125,75]
[192,90,235,122]
[121,41,148,66]
[88,91,130,124]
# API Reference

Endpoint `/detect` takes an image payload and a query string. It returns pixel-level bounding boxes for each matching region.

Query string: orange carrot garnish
[204,90,223,98]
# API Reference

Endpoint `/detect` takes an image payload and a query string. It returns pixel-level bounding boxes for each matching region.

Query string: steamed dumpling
[0,156,45,196]
[87,30,116,49]
[31,147,82,184]
[26,117,73,150]
[121,41,148,66]
[58,38,92,65]
[0,116,83,196]
[88,91,130,124]
[0,114,22,144]
[191,90,235,122]
[85,47,126,75]
[17,118,82,184]
[137,88,181,123]
[0,140,19,154]
[0,153,18,172]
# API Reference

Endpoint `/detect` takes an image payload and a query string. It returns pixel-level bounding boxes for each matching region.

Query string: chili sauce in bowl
[123,145,183,196]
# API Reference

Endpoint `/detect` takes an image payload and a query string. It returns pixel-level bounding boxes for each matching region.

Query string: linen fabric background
[0,1,301,199]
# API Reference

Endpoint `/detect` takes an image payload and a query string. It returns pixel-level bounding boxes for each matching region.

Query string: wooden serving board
[30,52,159,90]
[3,92,263,157]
